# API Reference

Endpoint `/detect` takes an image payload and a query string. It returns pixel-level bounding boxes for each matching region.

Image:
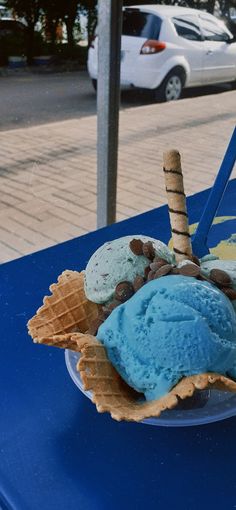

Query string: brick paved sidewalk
[0,89,235,264]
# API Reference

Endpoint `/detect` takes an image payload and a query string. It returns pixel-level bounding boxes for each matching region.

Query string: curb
[0,62,87,77]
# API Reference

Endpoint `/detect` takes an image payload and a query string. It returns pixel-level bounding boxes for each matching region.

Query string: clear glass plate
[65,349,236,427]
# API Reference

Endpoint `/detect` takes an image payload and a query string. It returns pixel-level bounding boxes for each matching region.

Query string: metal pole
[97,0,123,228]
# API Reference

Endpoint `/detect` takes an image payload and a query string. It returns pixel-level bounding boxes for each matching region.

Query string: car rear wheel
[155,69,185,102]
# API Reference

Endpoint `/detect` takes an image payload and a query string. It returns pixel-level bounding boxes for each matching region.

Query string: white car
[87,4,236,101]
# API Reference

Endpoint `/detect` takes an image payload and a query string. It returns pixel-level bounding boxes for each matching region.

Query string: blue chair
[192,126,236,257]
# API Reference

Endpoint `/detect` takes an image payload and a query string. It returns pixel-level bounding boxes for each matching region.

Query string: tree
[42,0,80,51]
[6,0,236,65]
[40,0,62,50]
[64,0,79,50]
[79,0,97,46]
[6,0,41,64]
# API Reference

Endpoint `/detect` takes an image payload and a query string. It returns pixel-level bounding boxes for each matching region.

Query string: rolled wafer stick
[163,150,192,263]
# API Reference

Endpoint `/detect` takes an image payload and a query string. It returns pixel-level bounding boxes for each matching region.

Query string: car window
[122,9,162,40]
[0,20,25,33]
[199,14,232,41]
[172,15,202,41]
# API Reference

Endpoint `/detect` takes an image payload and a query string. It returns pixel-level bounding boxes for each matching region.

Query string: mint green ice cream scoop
[84,235,172,304]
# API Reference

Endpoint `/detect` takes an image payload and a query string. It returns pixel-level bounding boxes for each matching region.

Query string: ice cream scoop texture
[97,275,236,400]
[84,235,172,304]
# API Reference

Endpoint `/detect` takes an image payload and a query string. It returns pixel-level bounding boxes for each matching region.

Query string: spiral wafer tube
[163,150,192,262]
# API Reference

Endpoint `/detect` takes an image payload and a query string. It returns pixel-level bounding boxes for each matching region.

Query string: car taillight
[140,40,166,54]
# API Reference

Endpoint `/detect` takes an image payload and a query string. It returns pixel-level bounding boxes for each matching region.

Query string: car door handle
[206,50,214,55]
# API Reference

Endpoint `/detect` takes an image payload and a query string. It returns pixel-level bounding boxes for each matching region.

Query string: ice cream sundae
[28,149,236,422]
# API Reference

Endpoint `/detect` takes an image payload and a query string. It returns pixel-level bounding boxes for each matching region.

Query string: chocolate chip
[115,281,134,302]
[109,299,121,310]
[150,258,168,271]
[149,261,160,271]
[102,299,121,317]
[153,256,169,266]
[179,264,201,277]
[171,267,180,275]
[133,275,145,292]
[144,265,151,279]
[142,241,155,261]
[129,238,144,256]
[147,270,157,281]
[191,255,200,266]
[209,269,232,287]
[222,287,236,300]
[100,309,110,320]
[156,264,173,277]
[98,308,107,320]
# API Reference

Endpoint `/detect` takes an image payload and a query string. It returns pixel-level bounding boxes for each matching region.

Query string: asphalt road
[0,70,97,131]
[0,69,233,131]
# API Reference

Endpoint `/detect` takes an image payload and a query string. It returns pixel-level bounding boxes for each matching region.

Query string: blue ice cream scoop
[97,275,236,401]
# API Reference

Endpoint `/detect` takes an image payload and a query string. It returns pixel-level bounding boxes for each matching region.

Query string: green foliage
[6,0,41,25]
[79,0,97,44]
[4,0,236,65]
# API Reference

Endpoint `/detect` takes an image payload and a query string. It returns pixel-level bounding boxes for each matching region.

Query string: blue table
[1,180,236,510]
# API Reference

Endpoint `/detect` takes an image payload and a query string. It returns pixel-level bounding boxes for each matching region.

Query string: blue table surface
[1,180,236,510]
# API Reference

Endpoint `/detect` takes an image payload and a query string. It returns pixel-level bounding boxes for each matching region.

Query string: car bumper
[121,56,165,89]
[88,50,165,90]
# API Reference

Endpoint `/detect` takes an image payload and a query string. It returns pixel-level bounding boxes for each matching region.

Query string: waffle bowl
[28,270,101,346]
[28,270,236,425]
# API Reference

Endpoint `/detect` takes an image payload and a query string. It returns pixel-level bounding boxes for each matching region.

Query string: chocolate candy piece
[115,281,134,302]
[133,275,145,292]
[150,258,168,271]
[98,307,108,320]
[153,256,169,265]
[191,255,200,266]
[100,309,110,320]
[103,299,121,315]
[179,264,200,277]
[147,270,157,281]
[171,267,180,275]
[149,261,160,272]
[156,264,172,277]
[209,269,232,287]
[222,288,236,300]
[144,265,151,279]
[142,241,155,260]
[129,238,144,256]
